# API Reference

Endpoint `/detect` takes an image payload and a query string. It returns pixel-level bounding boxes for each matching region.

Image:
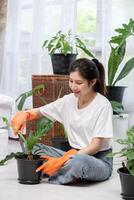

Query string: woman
[11,58,113,185]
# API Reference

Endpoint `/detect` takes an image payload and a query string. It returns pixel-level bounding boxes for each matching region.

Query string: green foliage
[0,152,25,166]
[42,30,74,56]
[108,18,134,86]
[110,100,124,115]
[16,84,45,111]
[75,37,95,59]
[76,1,96,34]
[0,117,53,165]
[0,84,54,165]
[108,126,134,176]
[25,118,53,154]
[42,30,95,59]
[2,117,10,127]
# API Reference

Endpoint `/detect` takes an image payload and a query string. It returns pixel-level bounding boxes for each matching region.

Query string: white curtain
[0,0,77,100]
[0,0,21,97]
[96,0,112,79]
[0,0,134,115]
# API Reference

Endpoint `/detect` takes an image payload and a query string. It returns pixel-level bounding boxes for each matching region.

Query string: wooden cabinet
[27,75,70,145]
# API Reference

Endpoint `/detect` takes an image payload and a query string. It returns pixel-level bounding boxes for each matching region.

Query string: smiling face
[69,70,96,98]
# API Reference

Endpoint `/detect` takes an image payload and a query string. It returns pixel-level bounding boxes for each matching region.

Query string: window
[76,0,97,46]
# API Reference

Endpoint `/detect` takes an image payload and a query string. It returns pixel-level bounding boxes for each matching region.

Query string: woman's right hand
[11,111,28,134]
[11,110,38,134]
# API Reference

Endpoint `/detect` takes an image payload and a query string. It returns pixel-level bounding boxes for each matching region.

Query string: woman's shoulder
[96,93,111,107]
[57,93,75,104]
[62,93,75,100]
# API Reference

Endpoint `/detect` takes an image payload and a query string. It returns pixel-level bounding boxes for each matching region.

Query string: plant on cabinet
[42,30,95,74]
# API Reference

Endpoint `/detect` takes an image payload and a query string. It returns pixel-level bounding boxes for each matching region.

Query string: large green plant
[108,125,134,176]
[108,18,134,86]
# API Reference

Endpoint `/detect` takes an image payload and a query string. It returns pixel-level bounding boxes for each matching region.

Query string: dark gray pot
[16,156,43,184]
[117,167,134,199]
[106,86,126,103]
[51,54,77,75]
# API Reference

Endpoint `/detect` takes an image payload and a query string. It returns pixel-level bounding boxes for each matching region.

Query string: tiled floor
[0,136,122,200]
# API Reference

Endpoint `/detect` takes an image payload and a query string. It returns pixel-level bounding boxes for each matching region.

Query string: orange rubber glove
[11,110,38,134]
[36,149,77,176]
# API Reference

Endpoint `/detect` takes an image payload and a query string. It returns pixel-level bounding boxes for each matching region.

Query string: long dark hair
[69,58,106,95]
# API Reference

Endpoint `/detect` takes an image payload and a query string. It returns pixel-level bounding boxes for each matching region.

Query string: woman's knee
[68,154,112,181]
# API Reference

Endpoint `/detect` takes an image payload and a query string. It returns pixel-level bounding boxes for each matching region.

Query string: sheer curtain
[0,0,134,116]
[0,0,21,97]
[0,0,77,101]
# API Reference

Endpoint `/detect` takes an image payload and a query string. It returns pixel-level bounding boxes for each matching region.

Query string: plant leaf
[16,84,45,110]
[110,18,134,46]
[108,18,134,85]
[110,100,124,114]
[42,40,48,48]
[76,37,95,58]
[108,41,126,85]
[0,152,25,166]
[26,117,53,153]
[113,57,134,85]
[127,160,134,176]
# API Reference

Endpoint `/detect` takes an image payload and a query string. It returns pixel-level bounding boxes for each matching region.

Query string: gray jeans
[32,143,113,185]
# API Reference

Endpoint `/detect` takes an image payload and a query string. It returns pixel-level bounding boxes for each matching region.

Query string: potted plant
[106,18,134,103]
[0,117,53,184]
[42,30,95,75]
[42,30,77,75]
[108,125,134,199]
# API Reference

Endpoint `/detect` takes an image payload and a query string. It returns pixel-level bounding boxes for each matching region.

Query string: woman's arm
[77,137,105,155]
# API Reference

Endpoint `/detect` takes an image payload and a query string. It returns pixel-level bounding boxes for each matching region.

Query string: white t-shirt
[39,93,113,151]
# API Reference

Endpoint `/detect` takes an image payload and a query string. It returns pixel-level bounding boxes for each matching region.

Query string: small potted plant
[42,30,95,75]
[0,117,53,184]
[108,125,134,199]
[107,18,134,103]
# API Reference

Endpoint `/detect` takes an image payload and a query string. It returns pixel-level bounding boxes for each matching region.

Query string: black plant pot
[16,156,43,184]
[106,86,126,103]
[51,137,71,151]
[51,54,77,75]
[117,167,134,199]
